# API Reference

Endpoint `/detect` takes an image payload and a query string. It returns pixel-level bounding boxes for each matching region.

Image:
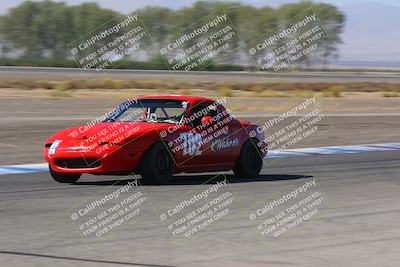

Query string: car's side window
[189,102,221,127]
[209,104,218,118]
[189,103,209,127]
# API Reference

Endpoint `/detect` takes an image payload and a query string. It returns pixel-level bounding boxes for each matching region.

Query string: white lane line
[0,143,399,175]
[0,163,48,175]
[267,143,400,158]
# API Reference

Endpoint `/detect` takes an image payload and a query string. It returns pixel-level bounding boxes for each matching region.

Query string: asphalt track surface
[1,150,399,267]
[1,66,400,82]
[1,95,399,266]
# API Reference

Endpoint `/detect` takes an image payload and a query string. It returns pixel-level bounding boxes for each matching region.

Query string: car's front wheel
[140,142,174,185]
[233,139,263,178]
[49,166,81,183]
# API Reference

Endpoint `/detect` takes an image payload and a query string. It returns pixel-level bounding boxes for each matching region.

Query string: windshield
[105,99,189,124]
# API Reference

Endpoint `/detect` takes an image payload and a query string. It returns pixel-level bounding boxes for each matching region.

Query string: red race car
[43,95,267,184]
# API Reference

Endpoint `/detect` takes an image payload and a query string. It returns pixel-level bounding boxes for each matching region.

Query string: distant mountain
[246,1,400,62]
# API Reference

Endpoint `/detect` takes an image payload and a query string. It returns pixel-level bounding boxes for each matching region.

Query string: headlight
[48,140,62,155]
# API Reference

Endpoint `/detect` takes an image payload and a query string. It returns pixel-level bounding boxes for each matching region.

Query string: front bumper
[44,145,144,174]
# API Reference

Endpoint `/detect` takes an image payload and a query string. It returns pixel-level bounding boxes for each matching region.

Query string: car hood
[46,122,172,145]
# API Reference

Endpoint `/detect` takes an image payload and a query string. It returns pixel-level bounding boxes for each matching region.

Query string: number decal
[181,132,202,156]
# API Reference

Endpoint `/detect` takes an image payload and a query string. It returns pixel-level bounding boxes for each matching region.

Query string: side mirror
[201,116,213,125]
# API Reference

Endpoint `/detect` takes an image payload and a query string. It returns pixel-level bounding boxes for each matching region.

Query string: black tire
[49,166,81,183]
[140,142,174,185]
[233,139,263,178]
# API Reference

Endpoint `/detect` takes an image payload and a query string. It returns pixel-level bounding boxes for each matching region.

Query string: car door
[178,101,240,168]
[207,105,243,164]
[173,101,211,168]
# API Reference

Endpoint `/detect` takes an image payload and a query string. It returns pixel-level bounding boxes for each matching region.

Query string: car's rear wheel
[233,139,263,178]
[140,142,174,185]
[49,166,81,183]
